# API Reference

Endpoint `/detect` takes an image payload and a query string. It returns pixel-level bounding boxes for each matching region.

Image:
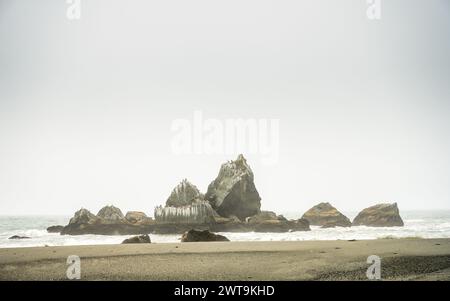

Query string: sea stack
[352,203,404,227]
[154,179,217,224]
[301,202,351,228]
[166,179,203,207]
[205,154,261,220]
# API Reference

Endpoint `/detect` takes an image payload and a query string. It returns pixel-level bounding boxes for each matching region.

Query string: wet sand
[1,238,449,280]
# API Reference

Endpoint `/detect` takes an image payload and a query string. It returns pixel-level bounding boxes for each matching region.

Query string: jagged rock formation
[181,229,229,242]
[60,200,313,235]
[154,201,216,224]
[352,203,404,227]
[122,234,151,244]
[205,154,261,220]
[58,156,311,235]
[166,179,203,207]
[125,211,153,224]
[68,208,99,225]
[47,225,64,233]
[97,205,126,223]
[301,202,351,227]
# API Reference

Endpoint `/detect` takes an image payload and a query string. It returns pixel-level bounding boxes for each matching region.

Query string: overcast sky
[0,0,449,215]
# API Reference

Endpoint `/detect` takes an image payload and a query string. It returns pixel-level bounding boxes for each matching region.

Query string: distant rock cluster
[50,154,404,237]
[57,205,155,235]
[67,206,153,227]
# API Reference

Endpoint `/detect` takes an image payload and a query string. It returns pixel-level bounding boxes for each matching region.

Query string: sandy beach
[1,238,449,281]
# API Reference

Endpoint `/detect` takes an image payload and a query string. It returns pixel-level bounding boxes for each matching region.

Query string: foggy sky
[0,0,449,215]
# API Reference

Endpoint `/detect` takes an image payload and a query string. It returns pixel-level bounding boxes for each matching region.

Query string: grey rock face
[97,205,126,223]
[301,202,351,227]
[166,179,202,207]
[205,154,261,220]
[352,203,404,227]
[180,229,229,242]
[122,234,151,244]
[68,208,99,225]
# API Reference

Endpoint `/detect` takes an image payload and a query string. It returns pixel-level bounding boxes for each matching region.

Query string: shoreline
[1,238,450,280]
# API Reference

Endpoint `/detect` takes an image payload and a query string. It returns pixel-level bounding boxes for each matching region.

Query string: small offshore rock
[9,235,30,240]
[181,229,229,242]
[121,234,151,244]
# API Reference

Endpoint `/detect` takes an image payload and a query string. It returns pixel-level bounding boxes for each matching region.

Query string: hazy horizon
[1,0,449,215]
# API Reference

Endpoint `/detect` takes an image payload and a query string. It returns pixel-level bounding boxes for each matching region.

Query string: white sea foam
[1,211,450,248]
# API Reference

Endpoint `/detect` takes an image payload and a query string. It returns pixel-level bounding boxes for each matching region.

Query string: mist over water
[1,1,450,216]
[1,211,450,248]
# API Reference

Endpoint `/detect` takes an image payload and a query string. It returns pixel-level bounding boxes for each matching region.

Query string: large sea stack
[205,154,261,220]
[352,203,404,227]
[301,202,351,228]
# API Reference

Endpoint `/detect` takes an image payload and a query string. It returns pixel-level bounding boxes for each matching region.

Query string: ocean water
[1,211,450,248]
